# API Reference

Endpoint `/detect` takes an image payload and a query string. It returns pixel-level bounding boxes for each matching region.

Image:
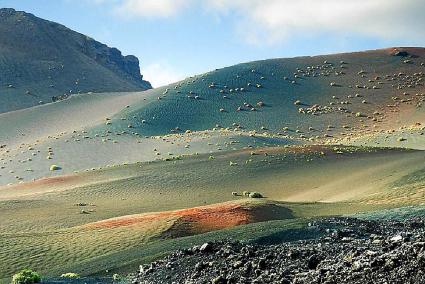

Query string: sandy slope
[0,91,153,148]
[2,48,425,187]
[2,48,425,281]
[108,47,425,138]
[1,145,425,279]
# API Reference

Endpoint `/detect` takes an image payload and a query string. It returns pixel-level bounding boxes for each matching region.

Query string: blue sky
[2,0,425,87]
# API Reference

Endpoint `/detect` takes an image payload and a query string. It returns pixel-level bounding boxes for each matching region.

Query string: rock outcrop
[135,217,425,283]
[0,8,151,113]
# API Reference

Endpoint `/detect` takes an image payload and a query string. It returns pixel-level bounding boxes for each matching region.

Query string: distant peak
[0,7,17,12]
[0,8,152,113]
[0,8,23,15]
[0,8,36,21]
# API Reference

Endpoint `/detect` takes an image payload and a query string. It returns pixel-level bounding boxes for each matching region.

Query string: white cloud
[141,62,185,87]
[205,0,425,44]
[84,0,120,5]
[107,0,425,44]
[115,0,191,18]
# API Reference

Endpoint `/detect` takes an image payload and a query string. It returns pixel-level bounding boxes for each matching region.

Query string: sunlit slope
[106,48,425,140]
[2,146,423,213]
[1,48,424,186]
[343,105,425,149]
[1,146,425,279]
[0,91,151,148]
[1,47,424,281]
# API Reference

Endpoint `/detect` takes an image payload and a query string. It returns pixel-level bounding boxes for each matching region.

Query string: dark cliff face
[75,34,150,86]
[0,8,152,113]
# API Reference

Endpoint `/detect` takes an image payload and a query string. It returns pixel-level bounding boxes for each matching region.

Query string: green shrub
[49,164,61,171]
[11,269,41,284]
[249,192,263,198]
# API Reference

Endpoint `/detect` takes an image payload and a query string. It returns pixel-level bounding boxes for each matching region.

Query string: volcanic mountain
[0,8,151,113]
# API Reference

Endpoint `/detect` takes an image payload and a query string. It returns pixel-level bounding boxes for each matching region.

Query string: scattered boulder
[392,50,409,57]
[134,217,425,284]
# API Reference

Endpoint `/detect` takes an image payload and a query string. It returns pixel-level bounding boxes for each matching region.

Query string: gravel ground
[134,217,425,284]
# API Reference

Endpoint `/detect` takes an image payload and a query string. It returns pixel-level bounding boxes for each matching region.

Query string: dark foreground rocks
[42,278,115,284]
[134,217,425,284]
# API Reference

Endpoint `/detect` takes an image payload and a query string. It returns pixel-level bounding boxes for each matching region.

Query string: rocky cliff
[0,8,152,113]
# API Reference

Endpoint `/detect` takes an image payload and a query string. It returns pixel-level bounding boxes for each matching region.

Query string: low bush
[11,269,41,284]
[249,192,263,198]
[60,272,80,278]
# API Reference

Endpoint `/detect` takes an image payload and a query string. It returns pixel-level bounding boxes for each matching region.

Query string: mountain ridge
[0,8,151,113]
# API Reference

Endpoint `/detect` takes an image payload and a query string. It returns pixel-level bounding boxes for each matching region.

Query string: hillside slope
[2,47,425,281]
[0,8,151,113]
[2,145,425,279]
[0,48,424,185]
[108,48,425,141]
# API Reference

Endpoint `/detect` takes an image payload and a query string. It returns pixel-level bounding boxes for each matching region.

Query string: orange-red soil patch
[84,201,251,230]
[83,201,293,238]
[1,174,81,191]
